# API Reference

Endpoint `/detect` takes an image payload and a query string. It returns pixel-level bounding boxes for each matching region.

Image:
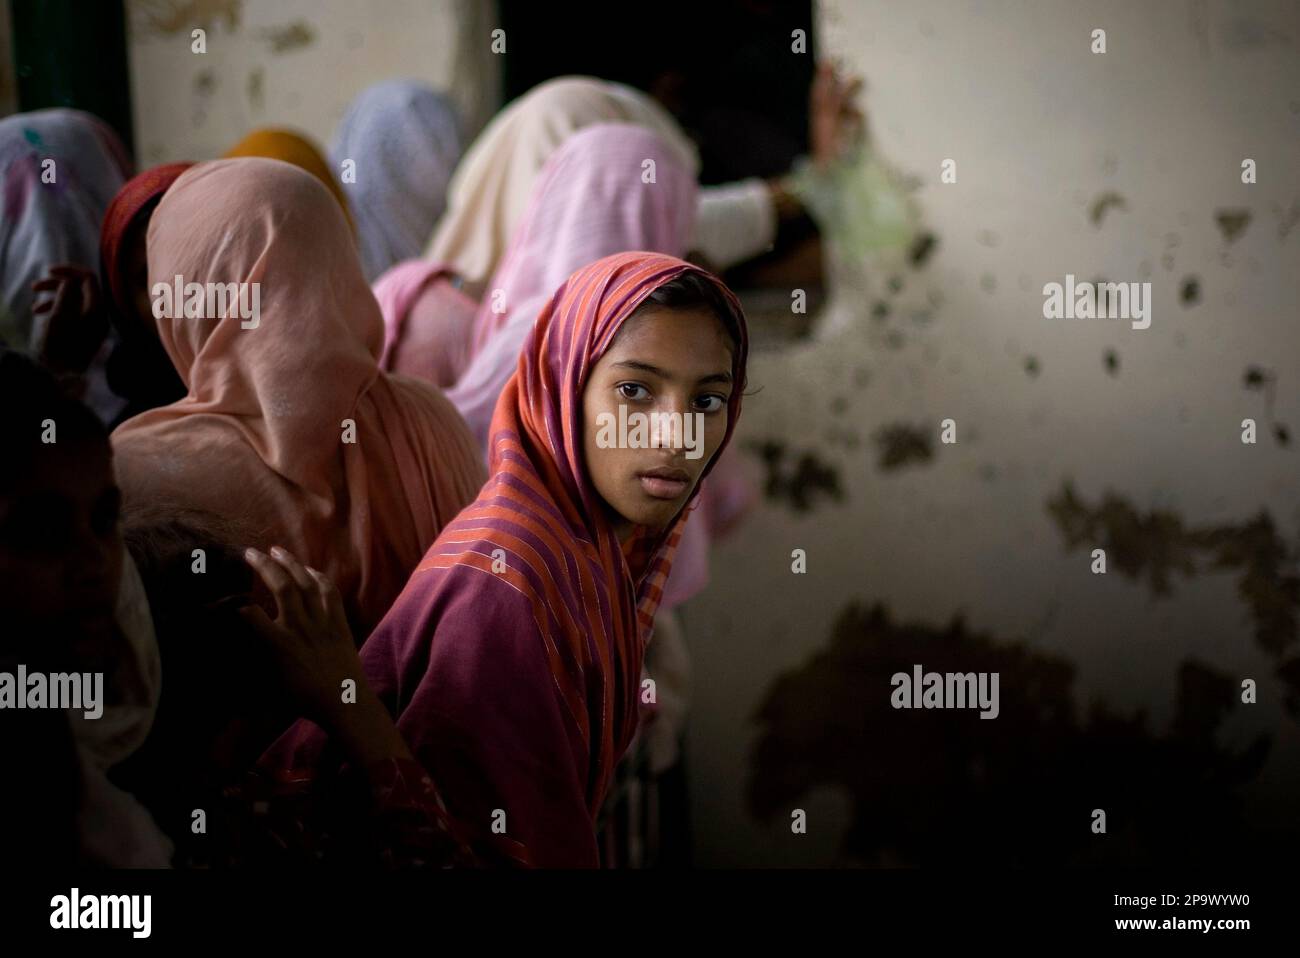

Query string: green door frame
[9,0,134,156]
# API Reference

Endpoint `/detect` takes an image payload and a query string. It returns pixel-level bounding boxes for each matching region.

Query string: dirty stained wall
[125,0,499,164]
[683,0,1300,866]
[119,0,1300,866]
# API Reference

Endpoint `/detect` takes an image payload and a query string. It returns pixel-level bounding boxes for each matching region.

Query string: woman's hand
[32,265,108,375]
[239,546,363,729]
[239,546,416,768]
[809,61,866,169]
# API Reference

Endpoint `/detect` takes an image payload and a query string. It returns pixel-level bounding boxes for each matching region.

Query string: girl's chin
[629,502,689,532]
[606,497,687,540]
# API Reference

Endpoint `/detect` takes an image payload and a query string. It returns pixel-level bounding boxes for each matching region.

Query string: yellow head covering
[223,128,356,233]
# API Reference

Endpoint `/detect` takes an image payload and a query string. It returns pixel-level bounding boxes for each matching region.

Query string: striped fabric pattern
[418,250,749,809]
[269,250,750,866]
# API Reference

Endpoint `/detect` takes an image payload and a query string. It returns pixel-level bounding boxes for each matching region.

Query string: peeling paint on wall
[260,20,316,54]
[1046,482,1300,694]
[1215,209,1251,243]
[873,423,934,471]
[1089,191,1127,226]
[747,439,845,513]
[133,0,243,36]
[749,601,1277,865]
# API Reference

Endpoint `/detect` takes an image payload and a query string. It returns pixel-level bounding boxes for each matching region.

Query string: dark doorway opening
[9,0,134,157]
[497,0,816,187]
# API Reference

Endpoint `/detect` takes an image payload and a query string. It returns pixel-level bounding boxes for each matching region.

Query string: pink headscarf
[445,123,697,449]
[111,158,486,634]
[267,253,749,867]
[440,124,753,609]
[370,260,475,388]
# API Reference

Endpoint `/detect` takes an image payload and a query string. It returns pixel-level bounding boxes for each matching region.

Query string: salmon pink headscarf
[268,252,748,867]
[110,158,485,635]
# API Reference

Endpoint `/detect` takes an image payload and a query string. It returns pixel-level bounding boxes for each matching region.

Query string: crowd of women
[0,67,860,867]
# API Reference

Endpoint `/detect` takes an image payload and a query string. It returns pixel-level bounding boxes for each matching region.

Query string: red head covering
[99,163,192,326]
[269,251,748,867]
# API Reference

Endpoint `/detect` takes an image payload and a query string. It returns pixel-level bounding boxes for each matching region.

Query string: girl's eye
[695,394,726,413]
[618,383,650,401]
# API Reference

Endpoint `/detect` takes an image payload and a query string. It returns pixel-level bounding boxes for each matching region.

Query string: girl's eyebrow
[611,360,733,385]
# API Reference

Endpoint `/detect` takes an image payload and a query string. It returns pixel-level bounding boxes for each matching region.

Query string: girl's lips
[638,475,690,499]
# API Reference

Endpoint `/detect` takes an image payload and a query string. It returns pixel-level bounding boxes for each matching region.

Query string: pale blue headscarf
[0,108,131,350]
[329,80,463,282]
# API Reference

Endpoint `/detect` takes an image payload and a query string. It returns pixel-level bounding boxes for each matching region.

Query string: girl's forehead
[594,308,736,376]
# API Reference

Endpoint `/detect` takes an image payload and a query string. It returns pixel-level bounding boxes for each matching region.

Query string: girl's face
[582,305,735,541]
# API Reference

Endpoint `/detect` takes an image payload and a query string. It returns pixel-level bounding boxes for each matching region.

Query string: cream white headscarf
[424,76,699,288]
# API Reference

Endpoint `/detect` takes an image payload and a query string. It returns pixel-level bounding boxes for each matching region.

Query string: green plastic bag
[788,143,918,258]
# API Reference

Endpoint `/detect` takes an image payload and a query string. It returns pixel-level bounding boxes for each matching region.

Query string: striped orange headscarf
[270,251,748,867]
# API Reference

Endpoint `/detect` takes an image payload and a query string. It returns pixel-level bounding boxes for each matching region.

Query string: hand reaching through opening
[809,61,866,169]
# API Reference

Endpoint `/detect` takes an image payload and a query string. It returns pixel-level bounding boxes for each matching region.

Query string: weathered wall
[125,0,500,164]
[117,0,1300,867]
[683,0,1300,866]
